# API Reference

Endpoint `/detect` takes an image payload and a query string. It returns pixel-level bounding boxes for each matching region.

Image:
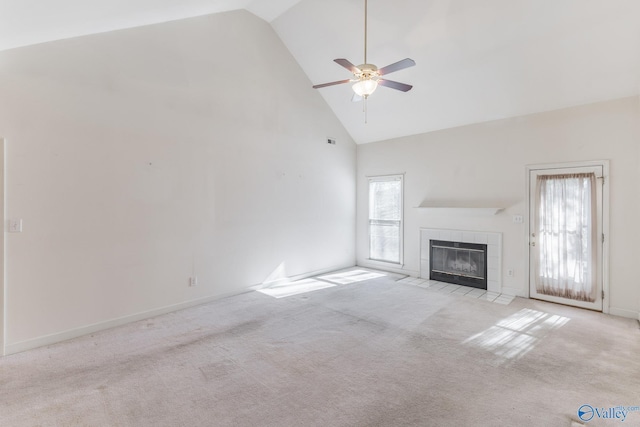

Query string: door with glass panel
[529,165,604,311]
[368,175,403,265]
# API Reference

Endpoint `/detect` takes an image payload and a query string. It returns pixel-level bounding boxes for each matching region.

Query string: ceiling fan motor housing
[355,64,379,81]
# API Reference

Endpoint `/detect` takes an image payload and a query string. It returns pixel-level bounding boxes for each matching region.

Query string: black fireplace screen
[430,240,488,289]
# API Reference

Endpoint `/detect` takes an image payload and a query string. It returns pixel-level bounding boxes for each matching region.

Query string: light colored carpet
[1,269,639,426]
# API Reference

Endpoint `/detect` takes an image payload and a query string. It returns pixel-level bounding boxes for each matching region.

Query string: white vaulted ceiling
[1,0,639,144]
[0,0,303,50]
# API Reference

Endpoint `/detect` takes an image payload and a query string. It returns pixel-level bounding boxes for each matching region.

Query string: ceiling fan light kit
[352,77,378,97]
[312,0,415,121]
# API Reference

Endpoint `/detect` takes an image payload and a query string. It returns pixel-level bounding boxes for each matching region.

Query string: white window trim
[367,174,404,266]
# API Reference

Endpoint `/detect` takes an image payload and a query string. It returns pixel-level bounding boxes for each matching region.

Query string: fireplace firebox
[429,240,487,289]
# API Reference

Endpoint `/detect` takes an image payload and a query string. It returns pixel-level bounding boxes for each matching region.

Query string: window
[368,175,403,264]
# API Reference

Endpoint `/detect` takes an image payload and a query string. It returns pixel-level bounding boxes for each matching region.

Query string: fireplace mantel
[415,203,503,216]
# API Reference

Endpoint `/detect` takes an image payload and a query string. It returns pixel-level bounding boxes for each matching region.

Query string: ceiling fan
[312,0,415,102]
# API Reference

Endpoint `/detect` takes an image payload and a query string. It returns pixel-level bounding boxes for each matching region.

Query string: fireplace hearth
[430,239,487,289]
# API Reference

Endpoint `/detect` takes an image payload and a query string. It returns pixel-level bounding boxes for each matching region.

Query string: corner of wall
[0,138,4,357]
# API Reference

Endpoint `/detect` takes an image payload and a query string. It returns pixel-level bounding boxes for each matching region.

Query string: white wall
[637,95,640,322]
[357,96,640,318]
[0,10,356,354]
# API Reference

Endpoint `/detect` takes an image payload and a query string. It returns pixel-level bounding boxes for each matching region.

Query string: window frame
[367,174,404,266]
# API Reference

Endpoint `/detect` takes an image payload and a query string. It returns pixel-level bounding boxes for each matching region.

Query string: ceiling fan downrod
[364,0,368,65]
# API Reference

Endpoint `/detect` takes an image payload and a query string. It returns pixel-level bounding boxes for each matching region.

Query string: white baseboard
[3,290,248,356]
[356,261,417,278]
[608,307,640,320]
[501,286,527,297]
[291,263,357,281]
[6,264,358,355]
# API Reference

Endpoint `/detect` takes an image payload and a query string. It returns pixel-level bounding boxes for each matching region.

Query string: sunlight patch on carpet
[317,269,386,285]
[258,279,336,298]
[463,308,570,363]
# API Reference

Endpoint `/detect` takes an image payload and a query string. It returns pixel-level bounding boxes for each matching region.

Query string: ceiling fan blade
[379,79,413,92]
[312,79,352,89]
[334,58,361,74]
[378,58,416,76]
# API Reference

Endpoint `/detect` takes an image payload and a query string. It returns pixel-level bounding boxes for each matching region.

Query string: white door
[529,164,604,311]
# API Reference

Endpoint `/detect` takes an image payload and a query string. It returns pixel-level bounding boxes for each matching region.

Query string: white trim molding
[0,139,4,356]
[608,307,640,320]
[357,260,418,278]
[3,290,251,355]
[525,160,610,314]
[367,174,404,266]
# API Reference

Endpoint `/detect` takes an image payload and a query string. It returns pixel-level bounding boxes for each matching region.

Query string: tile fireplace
[421,228,502,293]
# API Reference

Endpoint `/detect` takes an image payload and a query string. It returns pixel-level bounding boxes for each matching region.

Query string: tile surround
[420,228,503,294]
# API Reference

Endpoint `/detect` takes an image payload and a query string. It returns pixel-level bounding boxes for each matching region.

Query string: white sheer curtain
[535,173,597,302]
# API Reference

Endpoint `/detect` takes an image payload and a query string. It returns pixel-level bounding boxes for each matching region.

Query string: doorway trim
[0,138,5,355]
[525,160,610,314]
